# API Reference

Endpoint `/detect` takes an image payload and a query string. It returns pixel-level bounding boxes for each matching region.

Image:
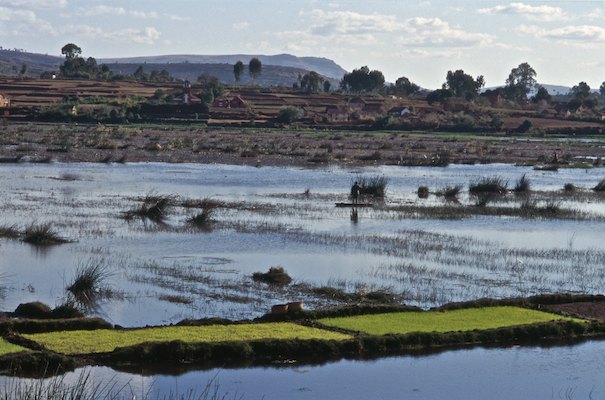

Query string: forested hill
[99,54,347,80]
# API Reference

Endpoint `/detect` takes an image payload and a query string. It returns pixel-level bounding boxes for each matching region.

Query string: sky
[1,0,604,89]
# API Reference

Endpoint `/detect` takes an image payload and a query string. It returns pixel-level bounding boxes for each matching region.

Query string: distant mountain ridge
[99,54,347,80]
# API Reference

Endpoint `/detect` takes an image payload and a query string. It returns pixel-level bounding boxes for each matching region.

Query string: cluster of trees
[340,66,385,93]
[59,43,171,82]
[232,58,262,82]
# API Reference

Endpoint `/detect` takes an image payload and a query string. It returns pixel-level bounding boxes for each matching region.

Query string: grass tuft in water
[469,176,508,195]
[123,193,176,222]
[0,224,20,239]
[417,186,429,198]
[22,223,68,245]
[514,173,530,194]
[67,260,111,307]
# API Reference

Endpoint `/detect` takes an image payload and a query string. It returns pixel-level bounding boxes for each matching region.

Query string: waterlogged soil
[546,302,605,321]
[2,123,605,167]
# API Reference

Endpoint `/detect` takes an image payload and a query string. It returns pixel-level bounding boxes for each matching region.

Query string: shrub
[436,186,461,199]
[276,107,304,124]
[252,266,292,286]
[469,176,508,195]
[514,174,530,194]
[417,186,429,198]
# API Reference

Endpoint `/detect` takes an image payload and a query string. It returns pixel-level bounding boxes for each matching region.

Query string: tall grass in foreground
[593,178,605,192]
[0,370,238,400]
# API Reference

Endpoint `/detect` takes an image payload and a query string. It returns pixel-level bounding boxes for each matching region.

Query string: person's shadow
[350,208,358,224]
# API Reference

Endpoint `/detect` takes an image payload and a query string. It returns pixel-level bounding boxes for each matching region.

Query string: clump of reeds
[0,224,20,239]
[187,208,215,228]
[123,193,175,222]
[564,183,576,193]
[252,266,292,286]
[436,186,461,199]
[22,223,68,245]
[417,186,429,199]
[593,178,605,192]
[357,175,389,198]
[67,260,111,306]
[514,174,530,194]
[469,176,508,195]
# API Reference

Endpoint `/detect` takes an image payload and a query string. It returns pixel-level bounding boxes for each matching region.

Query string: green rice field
[0,339,26,356]
[23,322,352,355]
[317,306,580,335]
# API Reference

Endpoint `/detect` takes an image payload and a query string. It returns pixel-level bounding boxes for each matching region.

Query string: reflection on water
[1,162,605,326]
[2,340,603,400]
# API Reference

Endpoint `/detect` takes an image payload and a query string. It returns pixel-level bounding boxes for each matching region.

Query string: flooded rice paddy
[1,162,605,326]
[1,161,605,398]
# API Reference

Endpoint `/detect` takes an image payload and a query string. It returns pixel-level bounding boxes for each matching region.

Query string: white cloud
[232,22,249,31]
[109,27,161,45]
[0,6,56,35]
[168,14,191,22]
[307,9,400,36]
[0,0,66,8]
[400,17,494,47]
[478,2,567,21]
[519,24,605,44]
[79,6,158,19]
[585,8,605,21]
[60,24,161,45]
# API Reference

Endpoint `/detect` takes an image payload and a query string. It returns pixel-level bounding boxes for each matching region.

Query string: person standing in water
[351,181,360,204]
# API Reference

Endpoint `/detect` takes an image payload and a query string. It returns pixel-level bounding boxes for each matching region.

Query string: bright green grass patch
[0,338,27,355]
[318,306,580,336]
[24,323,351,355]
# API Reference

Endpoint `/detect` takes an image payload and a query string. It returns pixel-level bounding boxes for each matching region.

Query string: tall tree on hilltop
[340,66,385,93]
[61,43,82,59]
[233,60,244,82]
[504,62,537,102]
[443,70,484,100]
[249,58,262,80]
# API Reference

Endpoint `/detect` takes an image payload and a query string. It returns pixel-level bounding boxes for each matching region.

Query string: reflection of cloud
[519,24,605,44]
[478,2,567,21]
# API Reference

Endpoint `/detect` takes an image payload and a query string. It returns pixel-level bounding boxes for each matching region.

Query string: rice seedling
[252,266,292,286]
[469,176,508,195]
[592,178,605,192]
[514,173,531,194]
[66,260,112,308]
[356,175,389,197]
[22,223,68,245]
